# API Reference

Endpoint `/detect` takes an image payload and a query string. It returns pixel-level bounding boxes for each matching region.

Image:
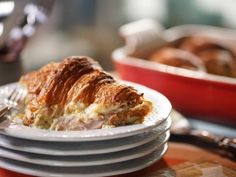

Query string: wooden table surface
[1,142,235,177]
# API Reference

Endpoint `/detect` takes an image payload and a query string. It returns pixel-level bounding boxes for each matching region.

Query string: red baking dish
[112,20,236,126]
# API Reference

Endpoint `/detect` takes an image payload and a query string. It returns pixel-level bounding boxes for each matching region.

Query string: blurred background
[2,0,236,77]
[0,0,236,141]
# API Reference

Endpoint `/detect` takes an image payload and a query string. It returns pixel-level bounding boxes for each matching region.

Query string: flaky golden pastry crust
[20,56,152,130]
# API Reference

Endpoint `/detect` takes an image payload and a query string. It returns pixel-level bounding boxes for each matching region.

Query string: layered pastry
[19,56,152,131]
[150,47,206,71]
[149,36,236,78]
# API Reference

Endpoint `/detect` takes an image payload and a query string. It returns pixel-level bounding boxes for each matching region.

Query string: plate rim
[0,144,168,177]
[0,131,170,166]
[0,119,171,156]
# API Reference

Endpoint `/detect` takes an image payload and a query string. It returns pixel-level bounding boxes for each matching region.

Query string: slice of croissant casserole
[19,56,152,131]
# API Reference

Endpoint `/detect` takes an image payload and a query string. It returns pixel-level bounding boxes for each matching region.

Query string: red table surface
[1,142,235,177]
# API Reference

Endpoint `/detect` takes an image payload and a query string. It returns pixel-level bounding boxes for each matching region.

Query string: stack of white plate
[0,82,172,177]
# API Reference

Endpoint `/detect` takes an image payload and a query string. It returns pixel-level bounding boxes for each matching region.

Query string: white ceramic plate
[0,82,171,142]
[0,143,168,177]
[0,131,169,167]
[0,119,171,155]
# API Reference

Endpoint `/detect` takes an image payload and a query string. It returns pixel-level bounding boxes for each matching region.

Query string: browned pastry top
[178,36,236,58]
[21,56,142,107]
[20,62,59,95]
[149,36,236,78]
[178,37,236,77]
[150,47,206,71]
[20,56,150,129]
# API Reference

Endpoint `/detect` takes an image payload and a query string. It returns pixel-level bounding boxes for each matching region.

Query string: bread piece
[150,47,206,71]
[179,37,236,77]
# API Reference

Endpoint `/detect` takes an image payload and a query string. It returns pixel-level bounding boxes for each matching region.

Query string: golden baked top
[149,36,236,78]
[19,56,152,131]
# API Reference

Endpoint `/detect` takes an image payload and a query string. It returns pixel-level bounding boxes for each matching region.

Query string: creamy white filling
[23,98,151,131]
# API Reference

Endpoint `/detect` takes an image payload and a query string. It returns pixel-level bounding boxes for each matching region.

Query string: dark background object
[0,0,54,85]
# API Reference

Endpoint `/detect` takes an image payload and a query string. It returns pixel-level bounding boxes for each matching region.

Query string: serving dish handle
[119,19,165,58]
